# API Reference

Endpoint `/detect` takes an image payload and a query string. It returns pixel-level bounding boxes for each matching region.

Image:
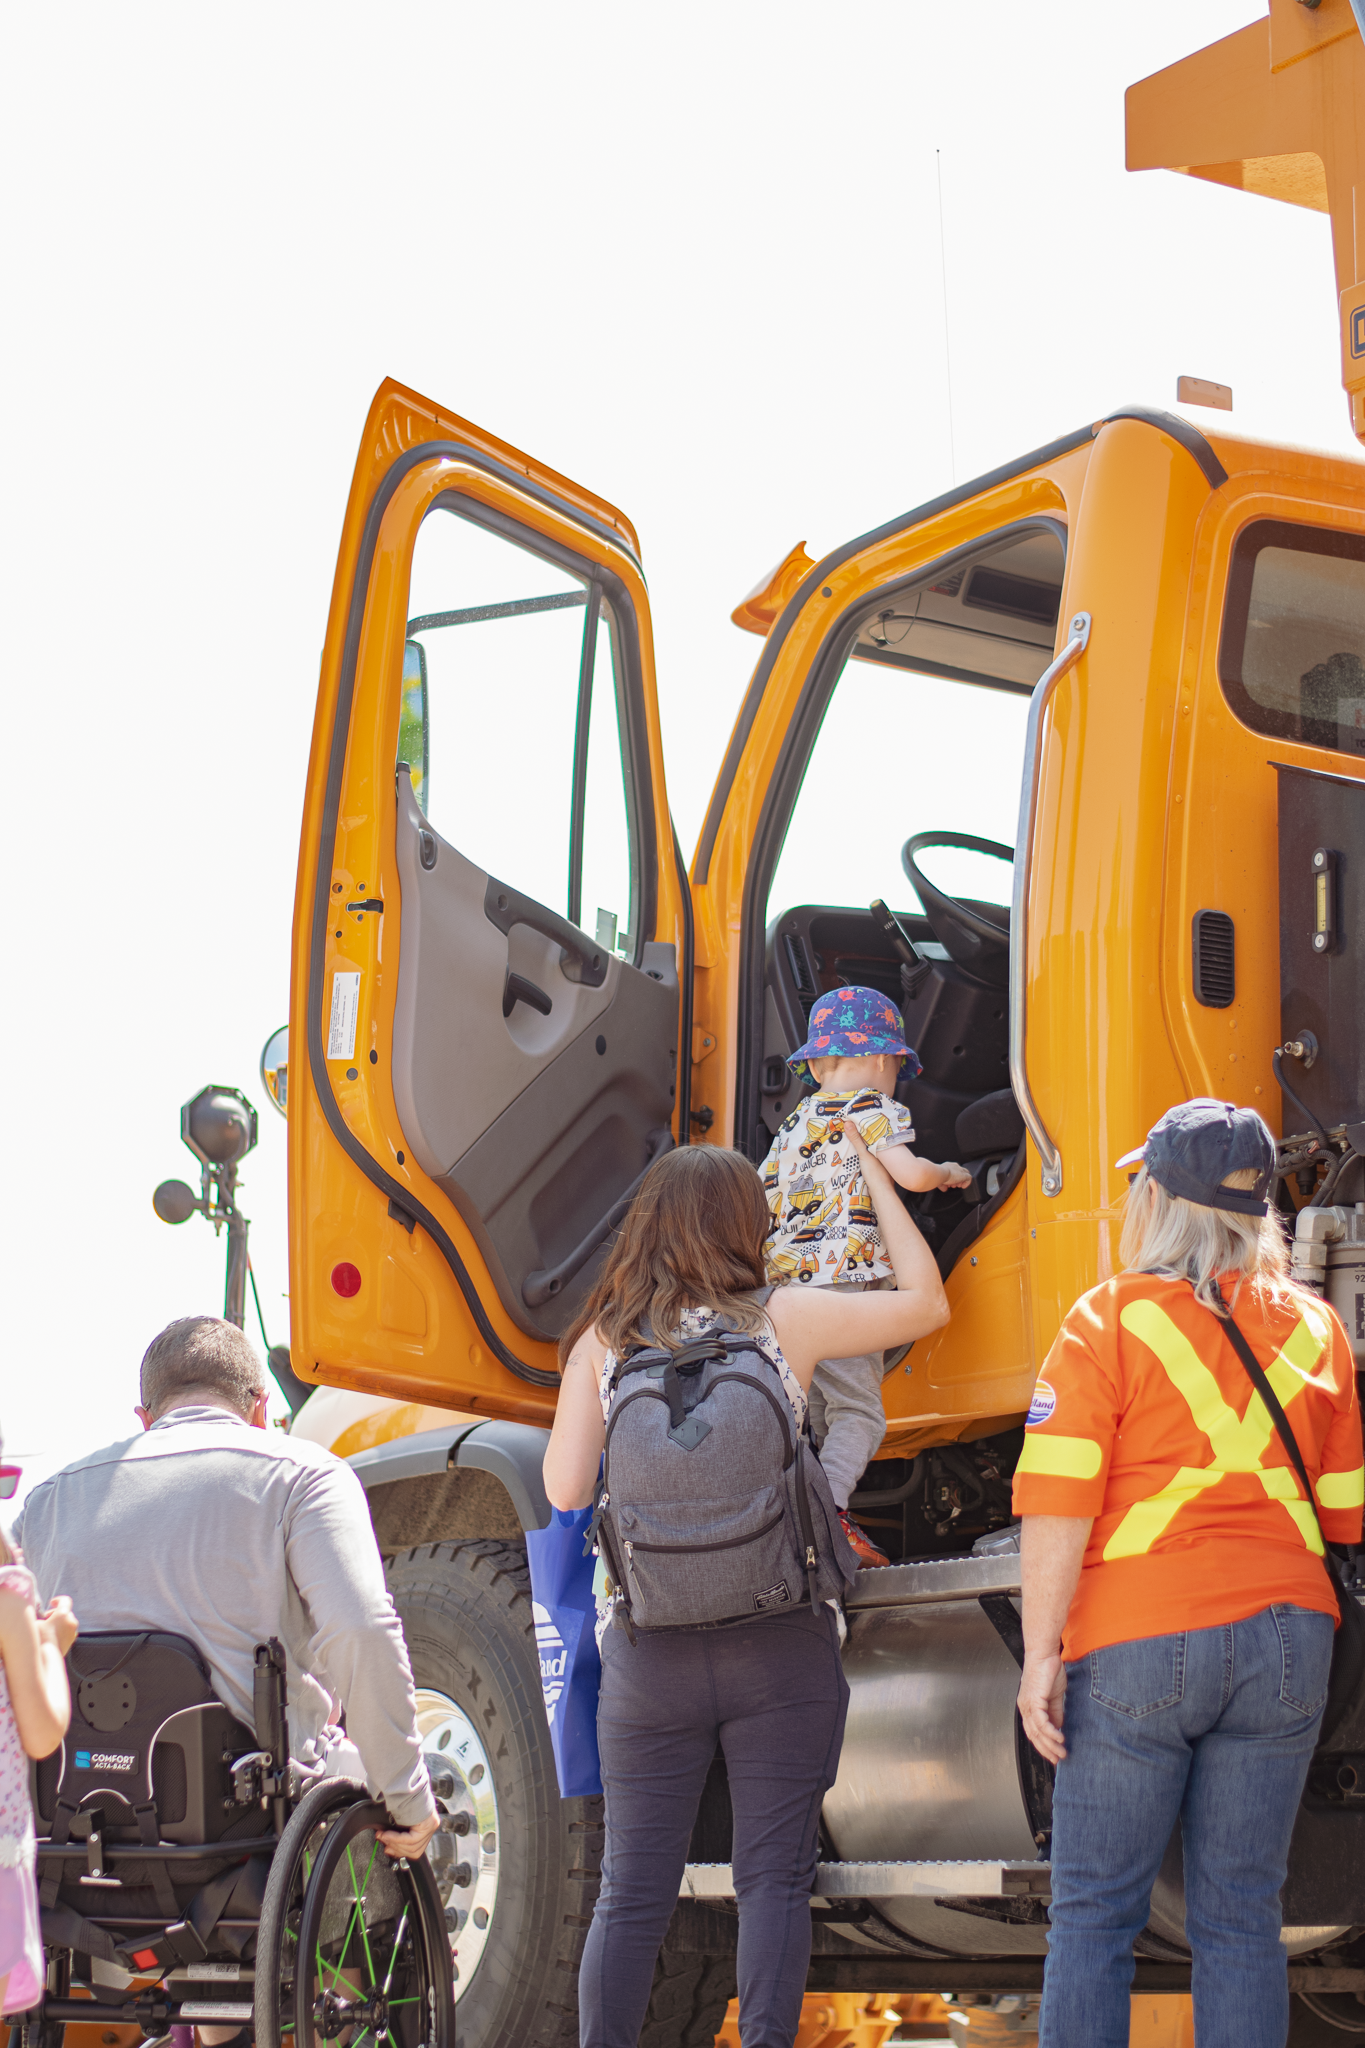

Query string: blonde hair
[1119,1164,1305,1313]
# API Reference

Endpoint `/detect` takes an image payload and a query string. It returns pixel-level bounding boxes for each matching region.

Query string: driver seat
[956,1088,1024,1158]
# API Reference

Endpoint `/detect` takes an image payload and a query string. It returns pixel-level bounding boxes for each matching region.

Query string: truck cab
[283,380,1365,2045]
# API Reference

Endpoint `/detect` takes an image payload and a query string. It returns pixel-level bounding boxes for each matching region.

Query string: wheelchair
[11,1632,456,2048]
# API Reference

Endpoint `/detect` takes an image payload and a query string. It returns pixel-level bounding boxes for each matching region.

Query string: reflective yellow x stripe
[1103,1300,1333,1562]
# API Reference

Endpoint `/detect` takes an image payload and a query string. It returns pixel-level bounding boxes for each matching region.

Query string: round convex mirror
[260,1025,288,1117]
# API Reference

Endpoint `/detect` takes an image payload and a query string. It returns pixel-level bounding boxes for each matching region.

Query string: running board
[680,1860,1051,1900]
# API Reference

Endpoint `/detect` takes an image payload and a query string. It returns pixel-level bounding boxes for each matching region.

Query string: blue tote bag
[525,1505,603,1798]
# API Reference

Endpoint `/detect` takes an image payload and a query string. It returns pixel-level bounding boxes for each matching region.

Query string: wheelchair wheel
[293,1800,453,2048]
[254,1776,369,2048]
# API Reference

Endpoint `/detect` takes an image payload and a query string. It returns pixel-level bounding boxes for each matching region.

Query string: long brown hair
[559,1147,772,1365]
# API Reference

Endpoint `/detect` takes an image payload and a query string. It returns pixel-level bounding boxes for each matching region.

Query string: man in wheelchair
[11,1318,452,2048]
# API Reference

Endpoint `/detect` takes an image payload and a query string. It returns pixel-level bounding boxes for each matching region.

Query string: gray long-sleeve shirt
[16,1405,435,1828]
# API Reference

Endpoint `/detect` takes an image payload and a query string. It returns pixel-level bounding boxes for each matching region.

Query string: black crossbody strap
[1209,1288,1339,1610]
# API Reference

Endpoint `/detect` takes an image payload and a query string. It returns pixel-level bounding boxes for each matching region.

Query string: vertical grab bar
[1009,610,1092,1199]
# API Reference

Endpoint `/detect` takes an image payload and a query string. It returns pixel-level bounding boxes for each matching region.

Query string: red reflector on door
[331,1262,362,1298]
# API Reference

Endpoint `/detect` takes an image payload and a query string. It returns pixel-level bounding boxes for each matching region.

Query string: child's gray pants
[808,1278,893,1510]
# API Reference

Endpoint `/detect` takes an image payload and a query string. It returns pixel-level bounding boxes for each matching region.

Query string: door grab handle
[503,970,553,1019]
[1009,611,1091,1200]
[484,876,609,988]
[523,1134,674,1308]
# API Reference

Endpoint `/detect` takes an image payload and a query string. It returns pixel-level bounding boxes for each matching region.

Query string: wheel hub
[314,1986,390,2039]
[416,1689,501,2004]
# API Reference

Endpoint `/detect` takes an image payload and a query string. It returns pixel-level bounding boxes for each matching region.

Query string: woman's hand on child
[844,1125,886,1180]
[38,1598,78,1658]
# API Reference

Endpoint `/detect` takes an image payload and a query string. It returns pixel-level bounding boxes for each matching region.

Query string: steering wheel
[901,831,1013,989]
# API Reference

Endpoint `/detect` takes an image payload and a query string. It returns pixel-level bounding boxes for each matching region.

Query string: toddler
[0,1452,78,2018]
[761,985,970,1566]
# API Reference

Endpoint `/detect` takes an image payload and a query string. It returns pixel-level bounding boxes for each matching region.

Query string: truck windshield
[767,660,1028,919]
[765,524,1064,923]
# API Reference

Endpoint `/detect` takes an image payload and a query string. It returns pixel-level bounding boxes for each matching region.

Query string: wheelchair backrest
[34,1630,259,1847]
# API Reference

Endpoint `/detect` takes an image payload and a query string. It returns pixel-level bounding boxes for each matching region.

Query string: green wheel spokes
[381,1905,410,1997]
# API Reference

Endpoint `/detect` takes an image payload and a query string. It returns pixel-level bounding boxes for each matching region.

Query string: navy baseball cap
[1115,1099,1276,1217]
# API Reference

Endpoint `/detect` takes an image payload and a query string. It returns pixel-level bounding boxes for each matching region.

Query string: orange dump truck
[263,8,1365,2044]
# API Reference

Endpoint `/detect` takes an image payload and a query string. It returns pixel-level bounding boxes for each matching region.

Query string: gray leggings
[808,1278,894,1509]
[578,1603,850,2048]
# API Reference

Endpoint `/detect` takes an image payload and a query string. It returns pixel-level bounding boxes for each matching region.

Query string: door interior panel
[446,956,677,1338]
[392,766,620,1175]
[393,765,677,1341]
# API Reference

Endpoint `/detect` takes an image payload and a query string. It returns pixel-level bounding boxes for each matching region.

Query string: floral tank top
[0,1560,45,2012]
[597,1303,806,1428]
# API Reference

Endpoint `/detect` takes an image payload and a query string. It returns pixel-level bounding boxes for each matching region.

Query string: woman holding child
[544,1004,949,2048]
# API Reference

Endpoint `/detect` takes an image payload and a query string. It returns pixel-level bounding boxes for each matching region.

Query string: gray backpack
[592,1302,859,1635]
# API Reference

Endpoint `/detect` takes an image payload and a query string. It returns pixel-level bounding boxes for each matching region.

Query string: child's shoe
[838,1509,891,1568]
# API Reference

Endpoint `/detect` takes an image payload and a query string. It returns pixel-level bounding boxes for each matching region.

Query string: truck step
[845,1553,1021,1611]
[680,1859,1050,1900]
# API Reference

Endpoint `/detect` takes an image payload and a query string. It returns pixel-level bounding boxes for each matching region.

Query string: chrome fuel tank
[823,1552,1047,1953]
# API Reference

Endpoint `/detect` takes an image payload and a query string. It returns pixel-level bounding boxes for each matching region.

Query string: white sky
[2,1,1358,1495]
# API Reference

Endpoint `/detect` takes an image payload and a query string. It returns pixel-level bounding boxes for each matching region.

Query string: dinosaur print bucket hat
[787,985,923,1086]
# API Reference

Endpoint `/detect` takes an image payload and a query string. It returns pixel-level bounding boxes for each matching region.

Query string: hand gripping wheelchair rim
[15,1635,454,2048]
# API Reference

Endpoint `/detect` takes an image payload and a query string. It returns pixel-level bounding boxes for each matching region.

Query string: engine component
[1292,1205,1365,1365]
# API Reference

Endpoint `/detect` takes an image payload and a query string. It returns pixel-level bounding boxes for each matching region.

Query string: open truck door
[288,380,689,1410]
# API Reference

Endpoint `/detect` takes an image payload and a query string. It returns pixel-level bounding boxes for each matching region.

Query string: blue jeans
[1040,1604,1332,2048]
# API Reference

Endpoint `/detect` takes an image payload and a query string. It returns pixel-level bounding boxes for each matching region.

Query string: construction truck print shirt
[1011,1271,1364,1659]
[761,1088,916,1285]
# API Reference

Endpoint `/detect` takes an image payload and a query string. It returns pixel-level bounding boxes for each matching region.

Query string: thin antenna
[936,148,957,484]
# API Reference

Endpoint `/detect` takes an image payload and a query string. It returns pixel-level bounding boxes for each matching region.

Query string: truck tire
[385,1538,734,2048]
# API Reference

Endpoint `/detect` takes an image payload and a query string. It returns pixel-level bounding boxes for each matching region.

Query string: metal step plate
[845,1554,1022,1612]
[680,1860,1050,1900]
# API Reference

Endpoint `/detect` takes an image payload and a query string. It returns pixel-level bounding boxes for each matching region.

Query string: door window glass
[1220,519,1365,758]
[578,610,636,955]
[403,505,635,939]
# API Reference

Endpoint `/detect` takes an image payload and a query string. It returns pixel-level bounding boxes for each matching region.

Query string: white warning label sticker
[327,971,361,1061]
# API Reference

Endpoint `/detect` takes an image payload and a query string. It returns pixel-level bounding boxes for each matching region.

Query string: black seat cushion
[955,1088,1025,1158]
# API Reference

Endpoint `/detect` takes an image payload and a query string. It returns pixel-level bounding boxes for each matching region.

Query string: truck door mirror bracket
[1009,611,1092,1199]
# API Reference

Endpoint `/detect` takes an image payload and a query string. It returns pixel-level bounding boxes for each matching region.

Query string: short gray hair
[1119,1165,1302,1313]
[139,1317,265,1418]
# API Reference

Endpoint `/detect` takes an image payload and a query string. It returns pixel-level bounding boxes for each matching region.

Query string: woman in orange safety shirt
[1014,1099,1363,2048]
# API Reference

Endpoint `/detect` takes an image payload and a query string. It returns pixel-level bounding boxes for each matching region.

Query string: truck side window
[1220,519,1365,759]
[403,504,635,947]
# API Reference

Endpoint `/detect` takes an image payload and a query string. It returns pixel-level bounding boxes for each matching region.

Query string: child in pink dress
[0,1503,78,2015]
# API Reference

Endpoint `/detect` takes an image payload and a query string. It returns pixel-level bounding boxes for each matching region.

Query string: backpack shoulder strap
[1207,1290,1337,1595]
